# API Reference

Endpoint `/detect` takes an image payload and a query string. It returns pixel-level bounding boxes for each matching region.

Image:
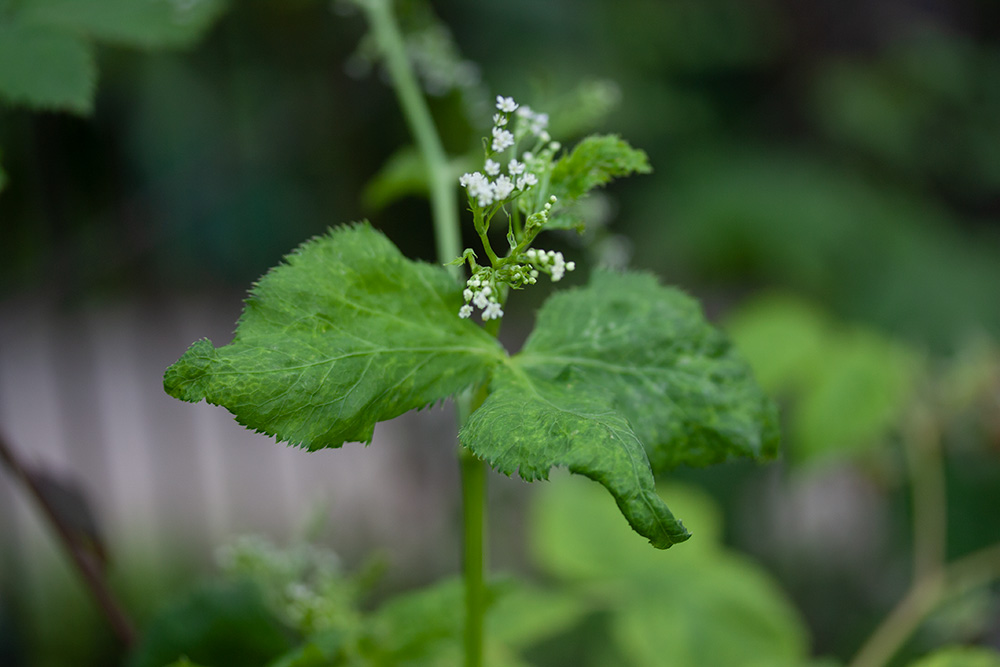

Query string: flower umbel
[454,95,574,321]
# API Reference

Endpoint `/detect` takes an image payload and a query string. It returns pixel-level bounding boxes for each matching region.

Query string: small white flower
[491,127,515,152]
[459,304,473,319]
[508,159,525,175]
[530,113,549,135]
[566,261,576,271]
[492,113,507,126]
[496,96,518,113]
[516,173,538,190]
[482,301,504,320]
[484,159,500,176]
[463,288,473,301]
[460,171,495,206]
[473,291,490,309]
[492,174,515,200]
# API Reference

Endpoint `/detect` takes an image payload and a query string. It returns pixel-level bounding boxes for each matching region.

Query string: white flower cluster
[458,95,542,208]
[459,274,504,321]
[515,104,550,142]
[524,248,575,282]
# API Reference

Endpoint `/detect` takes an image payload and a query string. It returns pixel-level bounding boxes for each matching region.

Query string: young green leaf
[0,21,96,113]
[461,271,778,548]
[164,223,504,449]
[543,134,649,222]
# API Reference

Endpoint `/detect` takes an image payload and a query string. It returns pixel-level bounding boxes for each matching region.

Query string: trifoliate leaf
[549,134,650,202]
[461,271,777,548]
[164,223,504,449]
[0,21,96,113]
[18,0,228,50]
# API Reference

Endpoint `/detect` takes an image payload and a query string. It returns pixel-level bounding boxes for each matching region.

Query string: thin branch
[0,431,136,647]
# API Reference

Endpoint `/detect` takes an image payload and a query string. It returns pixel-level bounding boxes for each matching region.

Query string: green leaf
[726,292,919,463]
[362,146,430,211]
[531,472,723,579]
[0,21,96,113]
[18,0,229,50]
[515,271,778,470]
[164,223,504,449]
[368,578,465,663]
[126,580,292,667]
[545,134,650,229]
[462,271,777,548]
[487,583,590,651]
[531,475,810,667]
[908,647,1000,667]
[264,632,345,667]
[463,370,691,548]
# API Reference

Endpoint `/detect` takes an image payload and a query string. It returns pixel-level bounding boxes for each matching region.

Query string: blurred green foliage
[3,0,1000,665]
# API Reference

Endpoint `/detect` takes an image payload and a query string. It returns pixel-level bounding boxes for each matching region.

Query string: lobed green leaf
[515,271,779,471]
[164,223,504,449]
[549,134,651,201]
[462,369,691,548]
[461,270,777,548]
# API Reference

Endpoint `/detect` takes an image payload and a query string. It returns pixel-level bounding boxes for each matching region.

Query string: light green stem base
[361,2,487,665]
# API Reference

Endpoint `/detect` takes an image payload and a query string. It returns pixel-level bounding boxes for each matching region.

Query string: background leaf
[531,474,811,667]
[18,0,229,50]
[127,580,293,667]
[908,646,1000,667]
[0,21,96,113]
[164,223,504,449]
[726,292,920,463]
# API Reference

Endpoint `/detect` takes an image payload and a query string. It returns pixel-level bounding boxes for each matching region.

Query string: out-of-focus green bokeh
[2,0,999,665]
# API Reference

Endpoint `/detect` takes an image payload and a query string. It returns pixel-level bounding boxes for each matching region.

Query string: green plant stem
[848,542,1000,667]
[905,403,947,581]
[848,400,951,667]
[362,0,461,273]
[459,444,487,667]
[360,3,488,665]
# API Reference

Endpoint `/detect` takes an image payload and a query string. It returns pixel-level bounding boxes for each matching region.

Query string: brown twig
[0,430,136,647]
